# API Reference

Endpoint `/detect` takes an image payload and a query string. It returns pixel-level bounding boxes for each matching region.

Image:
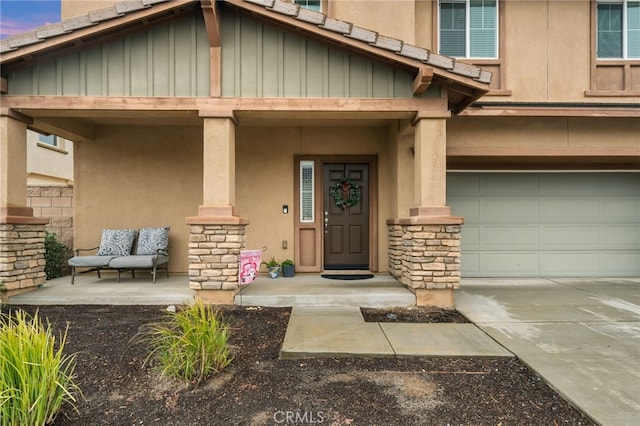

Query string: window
[597,0,640,58]
[294,0,321,12]
[300,161,314,222]
[438,0,498,58]
[38,133,58,147]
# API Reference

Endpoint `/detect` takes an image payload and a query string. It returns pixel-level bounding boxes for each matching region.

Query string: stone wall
[0,224,47,291]
[27,186,74,248]
[188,224,246,291]
[388,224,461,291]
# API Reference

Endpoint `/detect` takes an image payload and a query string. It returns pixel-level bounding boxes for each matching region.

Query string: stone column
[186,114,248,305]
[387,117,462,308]
[0,112,49,300]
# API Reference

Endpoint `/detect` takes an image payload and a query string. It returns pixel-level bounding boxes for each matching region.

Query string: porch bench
[68,227,170,284]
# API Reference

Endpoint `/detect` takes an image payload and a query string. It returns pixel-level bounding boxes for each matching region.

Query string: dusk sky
[0,0,61,39]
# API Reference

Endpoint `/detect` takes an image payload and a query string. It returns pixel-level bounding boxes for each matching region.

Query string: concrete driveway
[456,278,640,426]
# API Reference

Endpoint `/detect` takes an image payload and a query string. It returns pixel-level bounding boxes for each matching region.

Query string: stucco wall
[73,123,401,273]
[235,125,396,272]
[447,117,640,157]
[74,125,203,274]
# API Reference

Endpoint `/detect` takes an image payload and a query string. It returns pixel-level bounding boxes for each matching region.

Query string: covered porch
[6,272,414,308]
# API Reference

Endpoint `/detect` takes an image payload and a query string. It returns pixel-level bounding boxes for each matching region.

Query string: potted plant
[262,257,280,279]
[281,259,295,278]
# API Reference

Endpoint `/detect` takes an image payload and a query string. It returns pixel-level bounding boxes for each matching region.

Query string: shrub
[0,310,80,426]
[138,301,233,386]
[44,231,71,280]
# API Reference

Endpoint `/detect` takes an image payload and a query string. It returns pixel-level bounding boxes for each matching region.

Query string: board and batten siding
[7,15,210,97]
[220,10,427,99]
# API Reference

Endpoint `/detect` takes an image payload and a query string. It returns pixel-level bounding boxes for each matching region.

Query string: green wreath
[330,178,361,209]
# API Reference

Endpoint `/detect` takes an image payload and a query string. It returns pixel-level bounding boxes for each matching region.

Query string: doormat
[321,274,374,280]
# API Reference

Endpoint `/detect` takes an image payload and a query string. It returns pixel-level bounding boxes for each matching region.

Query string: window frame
[437,0,499,60]
[596,0,640,60]
[588,0,640,96]
[433,0,510,95]
[299,160,315,223]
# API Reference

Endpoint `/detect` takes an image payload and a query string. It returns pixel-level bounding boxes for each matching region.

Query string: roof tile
[62,15,97,32]
[115,0,150,14]
[36,23,69,39]
[398,43,430,61]
[347,26,377,44]
[7,32,42,49]
[424,52,455,70]
[89,7,123,23]
[0,40,16,54]
[320,17,352,35]
[372,34,402,52]
[268,0,298,16]
[452,61,481,78]
[477,70,493,84]
[295,8,325,26]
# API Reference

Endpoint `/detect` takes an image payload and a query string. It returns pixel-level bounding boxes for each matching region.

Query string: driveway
[456,278,640,426]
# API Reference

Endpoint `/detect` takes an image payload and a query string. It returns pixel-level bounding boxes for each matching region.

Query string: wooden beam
[0,95,449,114]
[200,0,220,47]
[0,78,7,95]
[413,68,433,95]
[30,118,95,144]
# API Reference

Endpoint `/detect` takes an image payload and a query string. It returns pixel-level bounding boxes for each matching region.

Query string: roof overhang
[1,0,492,114]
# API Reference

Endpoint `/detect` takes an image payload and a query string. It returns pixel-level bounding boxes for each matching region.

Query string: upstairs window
[597,0,640,58]
[38,133,58,147]
[294,0,321,12]
[438,0,498,58]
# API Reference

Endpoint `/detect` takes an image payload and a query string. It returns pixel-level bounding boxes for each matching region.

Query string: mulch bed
[4,305,593,425]
[361,306,470,323]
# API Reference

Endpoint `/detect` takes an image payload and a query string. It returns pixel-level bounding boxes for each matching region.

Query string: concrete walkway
[456,278,640,426]
[280,306,512,359]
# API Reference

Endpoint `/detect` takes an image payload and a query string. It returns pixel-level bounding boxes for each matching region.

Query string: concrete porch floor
[6,271,415,307]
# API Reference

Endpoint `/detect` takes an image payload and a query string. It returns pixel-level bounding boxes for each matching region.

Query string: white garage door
[447,173,640,277]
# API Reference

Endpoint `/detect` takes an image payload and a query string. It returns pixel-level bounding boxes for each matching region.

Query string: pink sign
[239,250,262,285]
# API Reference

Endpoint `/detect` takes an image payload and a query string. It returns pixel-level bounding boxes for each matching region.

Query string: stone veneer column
[387,116,462,308]
[1,113,49,300]
[0,222,47,298]
[387,221,461,307]
[186,115,247,305]
[187,223,247,304]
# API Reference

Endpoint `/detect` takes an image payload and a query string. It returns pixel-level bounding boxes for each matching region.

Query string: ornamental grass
[0,310,80,426]
[138,301,233,386]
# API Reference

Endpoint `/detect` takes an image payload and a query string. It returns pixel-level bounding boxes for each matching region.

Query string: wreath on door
[330,178,361,209]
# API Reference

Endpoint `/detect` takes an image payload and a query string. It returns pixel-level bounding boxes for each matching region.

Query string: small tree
[44,231,71,280]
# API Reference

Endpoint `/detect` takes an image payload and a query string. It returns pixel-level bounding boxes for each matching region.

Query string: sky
[0,0,62,39]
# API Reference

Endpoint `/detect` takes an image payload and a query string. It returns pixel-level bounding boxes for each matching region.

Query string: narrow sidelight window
[300,161,314,223]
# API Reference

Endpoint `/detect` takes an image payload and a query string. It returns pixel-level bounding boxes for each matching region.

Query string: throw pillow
[97,229,137,256]
[135,226,170,255]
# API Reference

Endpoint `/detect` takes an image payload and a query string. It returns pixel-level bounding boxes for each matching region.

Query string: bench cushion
[69,255,118,268]
[108,255,169,269]
[97,229,137,256]
[135,226,170,255]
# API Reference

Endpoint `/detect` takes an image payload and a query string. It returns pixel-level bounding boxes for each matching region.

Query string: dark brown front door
[323,163,369,270]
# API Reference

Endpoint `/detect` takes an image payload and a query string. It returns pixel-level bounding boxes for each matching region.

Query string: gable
[220,8,440,99]
[6,14,210,97]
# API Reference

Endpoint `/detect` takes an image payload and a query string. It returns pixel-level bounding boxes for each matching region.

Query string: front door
[323,163,369,270]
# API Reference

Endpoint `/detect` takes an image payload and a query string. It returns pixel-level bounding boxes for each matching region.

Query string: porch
[6,272,415,307]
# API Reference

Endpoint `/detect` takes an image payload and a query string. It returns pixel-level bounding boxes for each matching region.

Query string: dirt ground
[6,305,593,425]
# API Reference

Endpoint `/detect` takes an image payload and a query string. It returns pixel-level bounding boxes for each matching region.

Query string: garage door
[447,173,640,277]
